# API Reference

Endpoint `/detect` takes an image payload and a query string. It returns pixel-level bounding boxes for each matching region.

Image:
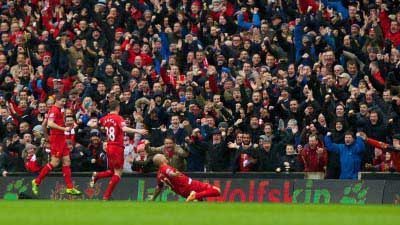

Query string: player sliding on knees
[151,154,221,202]
[32,94,81,195]
[90,100,148,200]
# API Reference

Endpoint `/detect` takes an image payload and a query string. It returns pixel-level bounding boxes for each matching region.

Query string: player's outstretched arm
[122,126,148,135]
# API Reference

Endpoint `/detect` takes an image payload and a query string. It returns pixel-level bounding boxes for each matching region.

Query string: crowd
[1,0,400,179]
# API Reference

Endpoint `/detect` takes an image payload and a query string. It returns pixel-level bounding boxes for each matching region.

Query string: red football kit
[34,104,74,189]
[47,105,69,158]
[99,113,126,170]
[157,164,217,199]
[95,112,128,200]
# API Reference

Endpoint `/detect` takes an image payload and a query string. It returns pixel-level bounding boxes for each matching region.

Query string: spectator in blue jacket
[237,7,261,31]
[324,131,365,179]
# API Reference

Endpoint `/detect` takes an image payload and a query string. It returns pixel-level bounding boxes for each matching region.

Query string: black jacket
[207,141,230,172]
[187,138,209,172]
[253,147,280,172]
[0,152,9,174]
[278,154,301,172]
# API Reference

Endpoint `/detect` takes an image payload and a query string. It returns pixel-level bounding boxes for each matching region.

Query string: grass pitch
[1,201,399,225]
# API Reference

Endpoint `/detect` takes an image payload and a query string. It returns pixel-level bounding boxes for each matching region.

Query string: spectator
[69,141,86,172]
[146,137,188,172]
[123,136,135,173]
[165,115,187,145]
[364,133,400,172]
[361,109,389,167]
[252,135,281,172]
[299,134,328,172]
[324,131,366,179]
[325,119,345,179]
[207,128,230,172]
[0,144,9,177]
[368,151,396,172]
[180,131,205,172]
[83,129,107,171]
[278,144,301,172]
[229,132,257,172]
[6,133,25,172]
[21,143,42,173]
[32,125,44,146]
[131,142,155,173]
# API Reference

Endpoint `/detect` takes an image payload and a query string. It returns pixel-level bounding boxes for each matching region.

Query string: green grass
[1,201,399,225]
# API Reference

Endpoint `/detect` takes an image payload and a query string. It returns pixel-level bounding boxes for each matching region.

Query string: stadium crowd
[1,0,400,180]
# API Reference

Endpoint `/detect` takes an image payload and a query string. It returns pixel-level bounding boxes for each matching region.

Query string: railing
[2,171,306,178]
[4,172,400,180]
[1,172,400,204]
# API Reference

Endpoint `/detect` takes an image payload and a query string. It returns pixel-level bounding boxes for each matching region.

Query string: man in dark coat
[207,129,230,172]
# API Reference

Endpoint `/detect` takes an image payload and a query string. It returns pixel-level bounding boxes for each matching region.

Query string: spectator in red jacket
[299,134,328,172]
[22,144,42,173]
[364,133,400,172]
[379,4,400,47]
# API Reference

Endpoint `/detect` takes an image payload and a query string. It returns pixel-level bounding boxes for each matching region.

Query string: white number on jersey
[105,126,115,141]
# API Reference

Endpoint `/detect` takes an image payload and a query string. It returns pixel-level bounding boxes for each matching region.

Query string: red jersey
[99,113,125,147]
[48,105,65,136]
[25,154,42,173]
[239,153,253,172]
[157,164,191,194]
[64,128,76,145]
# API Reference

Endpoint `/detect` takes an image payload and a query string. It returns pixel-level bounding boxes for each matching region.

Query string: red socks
[62,166,73,189]
[195,188,220,200]
[35,164,74,189]
[103,175,121,200]
[95,170,114,183]
[35,163,53,185]
[35,163,74,188]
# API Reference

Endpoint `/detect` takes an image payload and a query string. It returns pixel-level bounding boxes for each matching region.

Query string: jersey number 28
[105,126,115,141]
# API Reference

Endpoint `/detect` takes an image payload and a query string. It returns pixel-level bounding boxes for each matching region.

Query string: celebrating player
[90,100,148,200]
[32,94,81,195]
[152,154,221,202]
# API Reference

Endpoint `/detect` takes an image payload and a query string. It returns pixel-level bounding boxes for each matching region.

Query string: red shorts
[107,145,124,170]
[179,180,214,197]
[49,135,70,158]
